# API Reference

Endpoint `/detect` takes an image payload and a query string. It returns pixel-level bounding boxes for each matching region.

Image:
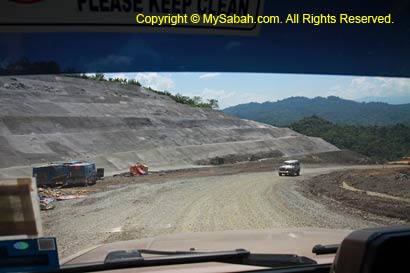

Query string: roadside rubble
[38,187,88,210]
[395,172,409,181]
[38,187,88,198]
[39,197,56,211]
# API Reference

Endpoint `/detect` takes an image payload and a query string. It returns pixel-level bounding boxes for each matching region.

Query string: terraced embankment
[0,75,339,177]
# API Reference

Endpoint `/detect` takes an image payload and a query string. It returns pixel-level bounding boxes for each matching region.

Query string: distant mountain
[223,96,410,126]
[357,95,410,105]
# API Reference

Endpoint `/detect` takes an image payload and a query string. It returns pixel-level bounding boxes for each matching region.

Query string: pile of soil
[348,168,410,198]
[299,167,410,221]
[38,187,91,198]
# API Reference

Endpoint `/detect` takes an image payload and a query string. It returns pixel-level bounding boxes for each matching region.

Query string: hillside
[223,96,410,126]
[0,76,339,178]
[290,116,410,161]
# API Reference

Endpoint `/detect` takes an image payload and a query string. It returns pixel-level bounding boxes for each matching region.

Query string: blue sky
[104,72,410,108]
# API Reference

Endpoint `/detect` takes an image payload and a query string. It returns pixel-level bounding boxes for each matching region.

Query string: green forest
[289,116,410,161]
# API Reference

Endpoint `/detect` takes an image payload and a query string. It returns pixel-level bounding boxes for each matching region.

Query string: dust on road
[41,165,401,259]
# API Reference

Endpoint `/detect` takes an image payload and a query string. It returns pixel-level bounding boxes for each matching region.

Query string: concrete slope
[0,75,339,177]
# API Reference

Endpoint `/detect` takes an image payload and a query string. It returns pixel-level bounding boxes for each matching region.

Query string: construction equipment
[386,157,410,165]
[33,162,97,187]
[32,163,70,188]
[130,163,148,176]
[68,162,97,186]
[97,168,105,180]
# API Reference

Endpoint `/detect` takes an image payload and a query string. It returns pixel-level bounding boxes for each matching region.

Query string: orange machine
[386,157,410,165]
[130,163,148,176]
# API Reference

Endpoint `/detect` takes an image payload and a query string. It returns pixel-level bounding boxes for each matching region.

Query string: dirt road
[41,165,400,259]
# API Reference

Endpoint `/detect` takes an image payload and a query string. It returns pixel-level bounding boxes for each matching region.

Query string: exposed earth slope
[0,75,338,177]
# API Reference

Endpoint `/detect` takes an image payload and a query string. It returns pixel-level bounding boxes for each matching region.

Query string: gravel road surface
[41,166,398,259]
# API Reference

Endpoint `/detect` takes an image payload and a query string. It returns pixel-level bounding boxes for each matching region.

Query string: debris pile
[38,187,88,198]
[39,197,55,211]
[38,187,87,210]
[38,188,65,198]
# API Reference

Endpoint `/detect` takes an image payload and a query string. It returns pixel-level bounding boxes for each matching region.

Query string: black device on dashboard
[331,225,410,273]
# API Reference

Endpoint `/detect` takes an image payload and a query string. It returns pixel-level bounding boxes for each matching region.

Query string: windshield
[1,1,409,272]
[1,72,409,266]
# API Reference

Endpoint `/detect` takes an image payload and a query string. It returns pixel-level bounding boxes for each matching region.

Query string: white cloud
[110,73,129,80]
[328,77,410,99]
[135,73,175,90]
[198,88,268,108]
[199,73,221,79]
[201,88,235,100]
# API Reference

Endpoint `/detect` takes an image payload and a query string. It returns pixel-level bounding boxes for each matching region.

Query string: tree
[128,79,142,86]
[290,116,410,161]
[193,96,203,105]
[208,99,219,109]
[94,72,105,81]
